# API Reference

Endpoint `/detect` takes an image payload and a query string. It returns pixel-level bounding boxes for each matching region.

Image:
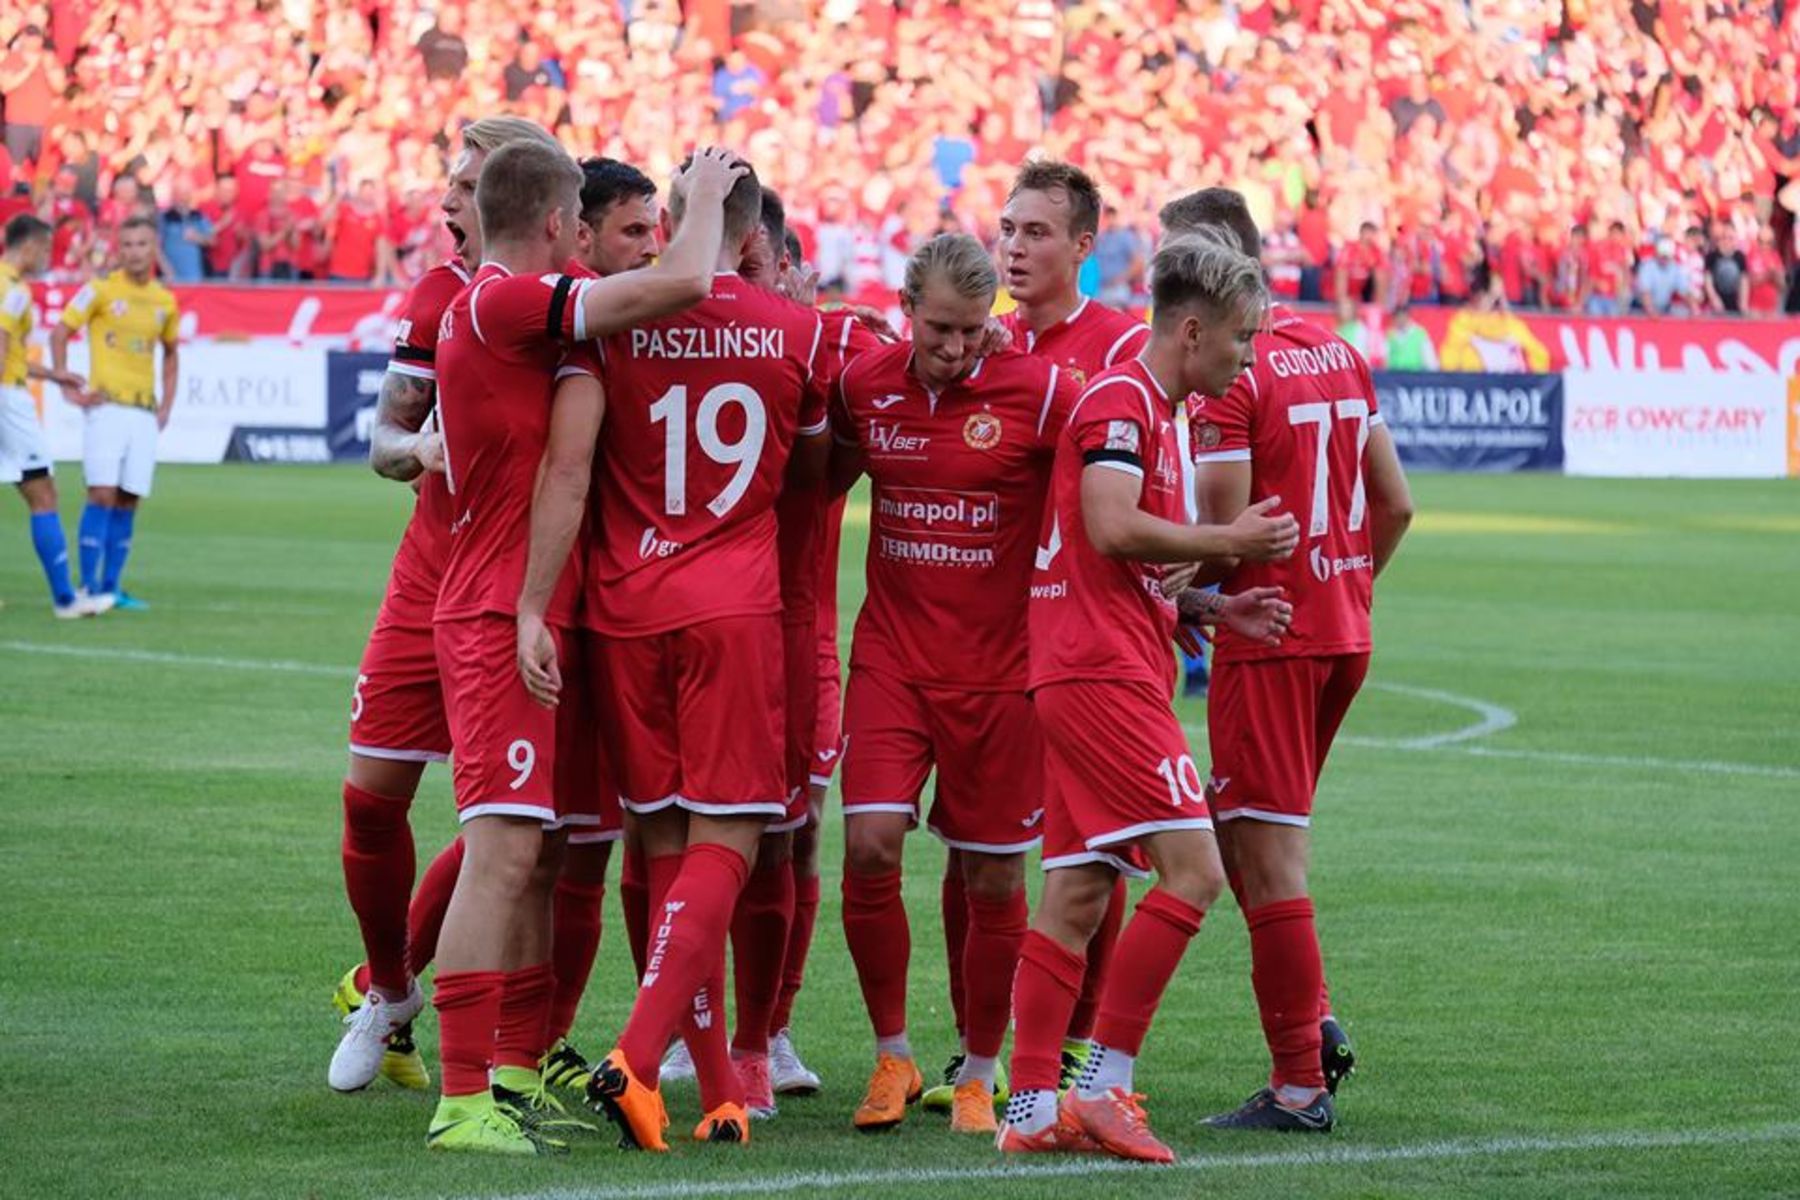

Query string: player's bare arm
[47,324,100,407]
[786,427,832,492]
[1081,461,1298,564]
[1362,423,1414,576]
[1177,584,1292,647]
[158,339,179,430]
[826,435,865,498]
[516,371,606,707]
[576,147,749,337]
[368,371,440,482]
[1189,456,1253,585]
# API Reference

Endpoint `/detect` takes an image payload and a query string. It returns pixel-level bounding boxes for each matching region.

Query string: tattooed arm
[368,370,440,482]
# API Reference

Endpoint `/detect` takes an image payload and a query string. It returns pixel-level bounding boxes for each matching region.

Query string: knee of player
[843,823,904,876]
[1157,857,1226,911]
[961,852,1025,902]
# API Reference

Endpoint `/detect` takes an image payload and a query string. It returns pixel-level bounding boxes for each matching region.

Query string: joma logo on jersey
[868,421,929,454]
[639,526,683,559]
[1309,545,1373,582]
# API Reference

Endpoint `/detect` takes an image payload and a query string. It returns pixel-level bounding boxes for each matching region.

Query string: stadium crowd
[1,0,1797,314]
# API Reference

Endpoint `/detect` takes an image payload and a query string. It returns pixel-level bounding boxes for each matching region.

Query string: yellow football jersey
[59,271,180,408]
[0,261,33,388]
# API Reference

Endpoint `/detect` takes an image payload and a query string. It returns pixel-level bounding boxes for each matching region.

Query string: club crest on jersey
[110,299,130,318]
[1196,422,1222,449]
[1065,366,1087,388]
[963,411,1002,451]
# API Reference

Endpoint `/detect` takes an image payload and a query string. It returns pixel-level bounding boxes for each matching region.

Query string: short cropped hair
[901,233,999,307]
[579,157,655,225]
[782,229,803,265]
[1008,160,1102,239]
[668,153,762,247]
[1159,187,1261,259]
[476,141,583,244]
[119,214,158,238]
[1150,230,1268,327]
[460,116,559,157]
[4,214,52,249]
[758,186,787,256]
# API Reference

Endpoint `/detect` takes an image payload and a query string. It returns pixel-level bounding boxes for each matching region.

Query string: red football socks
[730,854,795,1055]
[683,952,743,1111]
[962,888,1028,1059]
[547,874,605,1044]
[433,968,504,1097]
[842,868,910,1039]
[941,868,969,1040]
[616,843,750,1083]
[340,782,415,995]
[1067,875,1126,1040]
[769,871,821,1036]
[1247,897,1327,1090]
[1007,930,1087,1093]
[1094,888,1207,1057]
[405,835,464,978]
[494,960,554,1071]
[621,843,650,980]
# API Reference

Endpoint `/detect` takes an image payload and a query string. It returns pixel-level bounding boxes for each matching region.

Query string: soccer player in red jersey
[830,233,1080,1137]
[1170,194,1414,1134]
[582,155,832,1152]
[970,160,1150,1102]
[330,116,562,1097]
[426,142,748,1156]
[999,233,1299,1163]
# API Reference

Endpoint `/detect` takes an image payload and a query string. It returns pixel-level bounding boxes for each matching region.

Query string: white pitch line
[0,639,346,679]
[483,1122,1800,1200]
[8,638,1793,782]
[1365,681,1517,749]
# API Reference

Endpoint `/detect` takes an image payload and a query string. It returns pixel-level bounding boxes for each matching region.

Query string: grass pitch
[1,466,1796,1199]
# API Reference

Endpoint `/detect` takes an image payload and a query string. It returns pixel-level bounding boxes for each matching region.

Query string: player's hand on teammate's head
[1228,495,1300,562]
[1220,585,1293,646]
[776,260,821,306]
[849,305,899,342]
[516,613,562,708]
[1159,560,1201,600]
[677,146,750,199]
[975,316,1013,356]
[415,430,446,474]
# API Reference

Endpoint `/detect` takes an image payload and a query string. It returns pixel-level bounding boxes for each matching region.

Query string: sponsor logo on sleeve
[1104,420,1140,453]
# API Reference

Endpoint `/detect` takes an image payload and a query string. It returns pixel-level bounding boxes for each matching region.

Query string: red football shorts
[840,665,1044,854]
[596,614,787,821]
[348,590,450,763]
[1034,678,1212,879]
[435,615,562,825]
[557,628,621,843]
[809,651,844,789]
[771,616,820,833]
[1205,652,1370,827]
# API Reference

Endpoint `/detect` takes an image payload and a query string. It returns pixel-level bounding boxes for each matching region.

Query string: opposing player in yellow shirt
[1,214,106,617]
[50,215,180,610]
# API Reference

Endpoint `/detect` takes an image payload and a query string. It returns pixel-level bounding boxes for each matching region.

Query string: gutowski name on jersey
[629,326,786,359]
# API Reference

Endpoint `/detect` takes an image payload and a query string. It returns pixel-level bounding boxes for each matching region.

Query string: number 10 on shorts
[1156,754,1205,808]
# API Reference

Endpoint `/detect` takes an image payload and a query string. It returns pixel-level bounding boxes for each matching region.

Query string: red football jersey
[381,260,469,605]
[841,343,1078,691]
[1029,359,1186,693]
[1001,296,1149,390]
[1189,304,1381,664]
[434,262,597,626]
[777,309,890,623]
[585,272,829,637]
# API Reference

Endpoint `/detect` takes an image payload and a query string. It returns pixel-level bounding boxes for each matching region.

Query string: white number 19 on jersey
[649,383,769,519]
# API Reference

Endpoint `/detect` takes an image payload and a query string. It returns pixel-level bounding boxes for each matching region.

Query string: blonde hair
[460,116,560,157]
[1150,230,1267,326]
[901,233,999,308]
